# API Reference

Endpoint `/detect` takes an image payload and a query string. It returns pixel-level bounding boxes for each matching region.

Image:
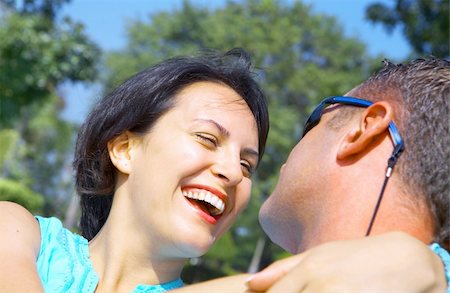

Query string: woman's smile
[182,184,228,224]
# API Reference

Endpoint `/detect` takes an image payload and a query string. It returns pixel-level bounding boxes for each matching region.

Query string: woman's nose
[211,155,243,186]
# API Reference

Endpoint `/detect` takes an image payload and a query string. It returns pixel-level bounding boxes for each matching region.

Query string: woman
[0,48,269,292]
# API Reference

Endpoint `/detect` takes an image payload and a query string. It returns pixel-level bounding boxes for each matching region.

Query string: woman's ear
[337,101,393,160]
[107,131,137,175]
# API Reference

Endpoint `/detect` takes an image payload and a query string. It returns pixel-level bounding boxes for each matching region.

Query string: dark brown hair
[73,49,269,240]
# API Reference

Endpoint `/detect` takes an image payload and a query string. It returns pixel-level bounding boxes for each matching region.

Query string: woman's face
[125,81,259,257]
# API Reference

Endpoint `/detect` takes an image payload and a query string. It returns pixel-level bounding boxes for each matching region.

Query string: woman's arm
[174,232,446,292]
[0,201,44,292]
[247,232,446,293]
[172,274,251,292]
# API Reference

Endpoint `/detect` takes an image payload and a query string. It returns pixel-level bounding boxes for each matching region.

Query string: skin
[259,91,434,253]
[0,81,260,292]
[175,233,445,293]
[246,233,446,292]
[0,201,44,292]
[173,88,446,292]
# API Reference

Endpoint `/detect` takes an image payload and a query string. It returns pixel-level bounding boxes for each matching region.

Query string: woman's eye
[241,161,254,178]
[196,133,218,147]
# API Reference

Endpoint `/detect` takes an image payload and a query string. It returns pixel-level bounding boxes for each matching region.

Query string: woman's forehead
[174,81,250,112]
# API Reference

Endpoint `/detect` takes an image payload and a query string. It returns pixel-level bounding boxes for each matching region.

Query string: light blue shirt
[430,243,450,293]
[35,216,183,292]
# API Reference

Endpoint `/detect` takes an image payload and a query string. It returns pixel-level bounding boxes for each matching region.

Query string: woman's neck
[88,202,185,292]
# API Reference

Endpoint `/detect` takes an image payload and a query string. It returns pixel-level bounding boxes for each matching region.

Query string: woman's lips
[182,184,228,225]
[184,197,221,225]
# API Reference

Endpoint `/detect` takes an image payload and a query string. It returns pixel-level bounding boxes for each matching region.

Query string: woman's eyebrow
[194,119,230,137]
[243,148,259,161]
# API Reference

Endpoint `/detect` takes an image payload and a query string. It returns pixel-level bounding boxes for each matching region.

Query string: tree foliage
[1,0,70,20]
[0,0,99,218]
[0,126,44,215]
[104,0,374,282]
[0,178,44,213]
[366,0,449,57]
[0,3,100,126]
[0,129,19,169]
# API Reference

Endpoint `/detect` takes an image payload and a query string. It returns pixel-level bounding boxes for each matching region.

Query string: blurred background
[0,0,448,284]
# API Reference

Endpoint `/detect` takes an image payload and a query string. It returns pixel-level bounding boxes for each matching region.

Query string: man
[250,57,449,291]
[176,58,449,292]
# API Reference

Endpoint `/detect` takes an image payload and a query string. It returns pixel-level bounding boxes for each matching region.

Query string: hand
[247,232,446,293]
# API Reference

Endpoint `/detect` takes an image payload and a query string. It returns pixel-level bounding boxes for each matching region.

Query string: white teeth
[205,193,212,203]
[199,191,206,201]
[182,190,225,214]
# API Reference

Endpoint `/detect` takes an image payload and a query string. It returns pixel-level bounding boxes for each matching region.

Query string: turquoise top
[430,243,450,293]
[35,216,184,293]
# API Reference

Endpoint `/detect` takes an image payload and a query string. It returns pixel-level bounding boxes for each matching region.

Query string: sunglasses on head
[302,96,405,236]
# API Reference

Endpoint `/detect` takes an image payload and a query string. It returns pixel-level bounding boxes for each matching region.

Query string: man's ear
[107,131,138,175]
[337,101,393,160]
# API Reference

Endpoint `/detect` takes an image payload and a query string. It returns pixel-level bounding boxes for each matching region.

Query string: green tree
[0,0,100,218]
[0,3,100,126]
[0,129,45,213]
[0,178,44,213]
[1,0,70,20]
[366,0,449,57]
[103,0,375,282]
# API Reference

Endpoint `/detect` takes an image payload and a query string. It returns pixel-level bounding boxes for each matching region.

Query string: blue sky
[60,0,411,123]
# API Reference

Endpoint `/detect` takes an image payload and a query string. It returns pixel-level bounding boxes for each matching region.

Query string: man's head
[260,58,449,253]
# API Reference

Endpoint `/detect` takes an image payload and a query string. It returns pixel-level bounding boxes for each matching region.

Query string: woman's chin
[175,236,216,258]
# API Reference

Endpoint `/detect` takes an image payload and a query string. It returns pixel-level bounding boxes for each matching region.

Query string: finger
[247,253,307,292]
[266,264,308,293]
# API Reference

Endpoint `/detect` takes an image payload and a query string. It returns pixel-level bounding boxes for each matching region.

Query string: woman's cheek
[235,181,253,213]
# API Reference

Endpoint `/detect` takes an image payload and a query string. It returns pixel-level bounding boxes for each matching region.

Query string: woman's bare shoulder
[0,201,41,254]
[0,201,44,291]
